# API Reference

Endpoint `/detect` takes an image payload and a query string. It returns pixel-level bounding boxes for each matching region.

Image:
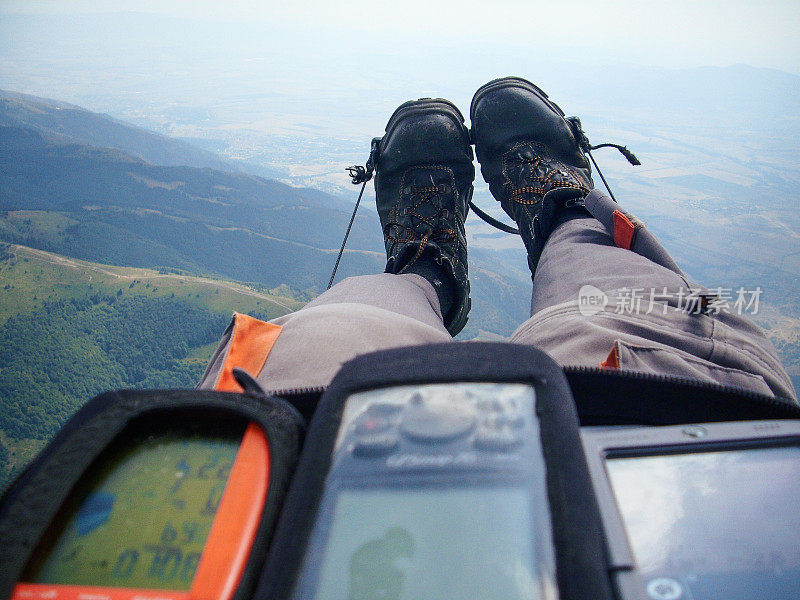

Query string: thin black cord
[587,150,617,203]
[328,180,367,289]
[468,200,520,235]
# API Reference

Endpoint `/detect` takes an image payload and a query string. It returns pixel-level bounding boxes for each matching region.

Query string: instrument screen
[606,444,800,600]
[303,486,537,600]
[23,420,245,591]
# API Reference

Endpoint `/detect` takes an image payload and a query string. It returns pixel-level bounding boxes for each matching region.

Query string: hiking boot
[470,77,593,273]
[373,98,474,335]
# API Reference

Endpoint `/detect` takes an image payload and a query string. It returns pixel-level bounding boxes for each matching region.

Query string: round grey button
[400,399,476,442]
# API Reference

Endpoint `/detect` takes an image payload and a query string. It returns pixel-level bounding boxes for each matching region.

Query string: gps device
[297,382,553,600]
[0,389,304,600]
[258,342,615,600]
[581,420,800,600]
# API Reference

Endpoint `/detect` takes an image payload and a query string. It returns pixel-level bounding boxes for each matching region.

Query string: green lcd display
[24,421,245,590]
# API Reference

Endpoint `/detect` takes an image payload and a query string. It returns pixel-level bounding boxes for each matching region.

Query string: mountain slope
[0,89,237,172]
[0,89,353,211]
[0,242,304,485]
[0,124,531,337]
[0,125,386,288]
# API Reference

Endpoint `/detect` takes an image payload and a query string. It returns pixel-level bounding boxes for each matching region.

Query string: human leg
[470,77,796,400]
[198,99,474,392]
[514,200,795,399]
[198,273,451,392]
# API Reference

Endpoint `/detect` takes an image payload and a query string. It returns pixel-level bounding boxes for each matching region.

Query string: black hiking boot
[470,77,594,274]
[373,98,474,336]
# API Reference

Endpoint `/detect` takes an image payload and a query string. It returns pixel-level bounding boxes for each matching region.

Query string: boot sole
[469,76,566,132]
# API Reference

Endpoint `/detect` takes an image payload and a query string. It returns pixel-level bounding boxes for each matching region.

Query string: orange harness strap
[214,313,283,392]
[612,209,637,250]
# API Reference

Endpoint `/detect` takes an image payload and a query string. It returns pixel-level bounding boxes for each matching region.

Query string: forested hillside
[0,294,226,440]
[0,243,303,486]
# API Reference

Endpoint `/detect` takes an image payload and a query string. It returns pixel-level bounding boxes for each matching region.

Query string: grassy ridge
[0,241,303,325]
[0,243,303,487]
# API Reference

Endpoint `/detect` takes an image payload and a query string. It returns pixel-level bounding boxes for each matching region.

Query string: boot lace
[384,184,458,271]
[506,149,589,205]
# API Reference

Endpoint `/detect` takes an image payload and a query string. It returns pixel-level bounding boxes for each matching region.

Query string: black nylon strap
[468,200,520,234]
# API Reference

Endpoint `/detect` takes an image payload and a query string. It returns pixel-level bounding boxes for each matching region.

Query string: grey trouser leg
[511,211,797,400]
[247,273,450,392]
[199,195,795,401]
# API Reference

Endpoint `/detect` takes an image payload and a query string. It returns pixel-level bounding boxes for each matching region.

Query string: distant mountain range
[0,89,235,172]
[0,124,389,284]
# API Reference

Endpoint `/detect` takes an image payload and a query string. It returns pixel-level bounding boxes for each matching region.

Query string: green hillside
[0,243,302,487]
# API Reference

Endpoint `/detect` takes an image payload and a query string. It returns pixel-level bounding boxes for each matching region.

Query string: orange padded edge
[215,313,282,393]
[191,423,269,600]
[612,210,636,250]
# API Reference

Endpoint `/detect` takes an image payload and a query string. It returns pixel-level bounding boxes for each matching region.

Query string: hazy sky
[3,0,800,74]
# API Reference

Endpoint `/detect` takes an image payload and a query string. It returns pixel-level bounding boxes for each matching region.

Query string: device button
[366,402,402,417]
[355,416,392,435]
[400,401,476,442]
[352,433,399,457]
[646,578,684,600]
[481,413,524,429]
[473,428,522,452]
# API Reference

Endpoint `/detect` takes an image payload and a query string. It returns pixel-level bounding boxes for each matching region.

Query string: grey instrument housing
[581,420,800,600]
